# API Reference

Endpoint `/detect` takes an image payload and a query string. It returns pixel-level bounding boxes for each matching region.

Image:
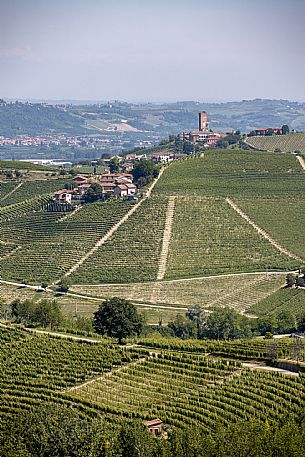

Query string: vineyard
[154,150,305,197]
[69,195,168,284]
[71,273,286,314]
[1,326,304,431]
[0,326,142,421]
[164,196,295,279]
[0,178,70,207]
[234,197,305,259]
[250,287,305,321]
[0,149,304,303]
[246,133,305,153]
[0,200,132,284]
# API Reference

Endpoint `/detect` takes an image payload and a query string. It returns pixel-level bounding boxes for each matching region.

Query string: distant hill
[1,98,305,137]
[0,102,87,136]
[246,133,305,153]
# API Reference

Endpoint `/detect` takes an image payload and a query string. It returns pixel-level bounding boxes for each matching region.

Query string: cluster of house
[249,127,284,136]
[179,111,228,146]
[54,172,137,204]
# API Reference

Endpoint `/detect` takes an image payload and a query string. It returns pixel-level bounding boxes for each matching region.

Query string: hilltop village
[49,111,297,207]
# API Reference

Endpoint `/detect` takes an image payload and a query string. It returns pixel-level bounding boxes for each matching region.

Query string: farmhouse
[73,175,88,184]
[54,170,138,204]
[114,183,137,197]
[151,152,187,163]
[252,127,283,136]
[143,418,164,436]
[54,190,73,204]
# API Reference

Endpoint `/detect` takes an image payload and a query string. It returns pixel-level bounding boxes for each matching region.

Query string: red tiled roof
[144,419,163,427]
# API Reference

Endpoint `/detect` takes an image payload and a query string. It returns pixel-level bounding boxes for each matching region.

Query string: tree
[296,275,305,288]
[132,159,159,187]
[33,300,63,329]
[57,280,69,293]
[93,297,144,343]
[204,308,245,340]
[282,124,290,135]
[286,273,296,287]
[10,299,63,329]
[84,183,103,203]
[11,299,35,325]
[109,158,120,173]
[217,140,229,149]
[168,314,197,339]
[186,305,207,338]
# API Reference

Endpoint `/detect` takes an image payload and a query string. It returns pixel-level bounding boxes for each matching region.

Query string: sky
[1,0,305,103]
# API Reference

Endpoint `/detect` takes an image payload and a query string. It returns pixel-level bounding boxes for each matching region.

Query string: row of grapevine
[69,195,168,284]
[71,273,286,313]
[165,196,295,279]
[0,200,132,283]
[154,150,305,198]
[246,133,305,153]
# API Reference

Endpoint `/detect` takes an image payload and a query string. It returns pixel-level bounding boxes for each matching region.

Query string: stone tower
[199,111,208,131]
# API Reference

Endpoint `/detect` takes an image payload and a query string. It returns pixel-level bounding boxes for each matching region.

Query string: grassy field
[246,133,305,153]
[154,150,305,197]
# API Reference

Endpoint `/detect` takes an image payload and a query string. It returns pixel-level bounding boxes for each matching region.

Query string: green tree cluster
[132,159,159,187]
[168,306,254,340]
[11,299,63,329]
[0,404,304,457]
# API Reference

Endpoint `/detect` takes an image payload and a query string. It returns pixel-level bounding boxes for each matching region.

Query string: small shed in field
[143,418,164,436]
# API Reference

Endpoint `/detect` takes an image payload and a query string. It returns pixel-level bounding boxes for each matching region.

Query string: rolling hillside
[1,149,305,288]
[1,325,304,432]
[246,133,305,153]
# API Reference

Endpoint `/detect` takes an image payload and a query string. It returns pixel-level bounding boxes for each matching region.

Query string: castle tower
[199,111,208,131]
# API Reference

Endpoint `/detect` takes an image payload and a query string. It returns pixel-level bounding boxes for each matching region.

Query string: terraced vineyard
[1,326,304,431]
[155,150,305,197]
[0,200,131,284]
[70,195,168,284]
[246,133,305,153]
[0,326,140,421]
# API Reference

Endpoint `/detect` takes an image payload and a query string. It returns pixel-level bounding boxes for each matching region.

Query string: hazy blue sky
[1,0,305,102]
